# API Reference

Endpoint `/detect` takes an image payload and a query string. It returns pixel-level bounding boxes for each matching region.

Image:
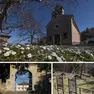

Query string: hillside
[0,45,94,61]
[81,27,94,41]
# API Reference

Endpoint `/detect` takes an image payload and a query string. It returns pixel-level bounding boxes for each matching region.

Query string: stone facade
[0,34,11,46]
[71,19,80,45]
[46,5,80,45]
[16,82,29,91]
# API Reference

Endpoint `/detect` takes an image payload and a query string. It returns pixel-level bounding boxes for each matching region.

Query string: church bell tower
[52,5,64,19]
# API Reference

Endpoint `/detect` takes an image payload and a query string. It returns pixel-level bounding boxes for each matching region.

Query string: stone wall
[47,16,72,45]
[0,37,8,42]
[71,19,80,45]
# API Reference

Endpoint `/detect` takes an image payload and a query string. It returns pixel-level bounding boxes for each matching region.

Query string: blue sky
[8,0,94,43]
[16,72,29,84]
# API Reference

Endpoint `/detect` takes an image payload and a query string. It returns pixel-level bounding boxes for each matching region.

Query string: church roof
[18,82,29,85]
[71,15,80,33]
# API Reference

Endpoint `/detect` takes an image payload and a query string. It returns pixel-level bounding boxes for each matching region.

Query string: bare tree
[0,0,87,34]
[0,0,42,33]
[17,10,44,44]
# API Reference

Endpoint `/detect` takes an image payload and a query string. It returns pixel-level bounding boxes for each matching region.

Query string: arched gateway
[4,64,41,91]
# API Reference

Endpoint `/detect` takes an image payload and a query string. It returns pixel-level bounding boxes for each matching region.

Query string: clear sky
[8,0,94,43]
[16,72,29,84]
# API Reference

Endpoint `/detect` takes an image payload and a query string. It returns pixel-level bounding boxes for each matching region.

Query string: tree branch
[2,25,22,30]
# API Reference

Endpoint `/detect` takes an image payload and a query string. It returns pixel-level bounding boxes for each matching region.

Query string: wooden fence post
[56,74,64,94]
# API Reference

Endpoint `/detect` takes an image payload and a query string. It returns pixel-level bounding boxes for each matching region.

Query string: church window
[56,25,59,29]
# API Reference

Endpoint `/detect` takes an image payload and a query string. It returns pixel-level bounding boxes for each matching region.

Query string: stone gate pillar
[28,64,39,90]
[6,65,17,91]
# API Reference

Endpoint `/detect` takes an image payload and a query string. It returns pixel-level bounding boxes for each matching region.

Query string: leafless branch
[2,25,22,30]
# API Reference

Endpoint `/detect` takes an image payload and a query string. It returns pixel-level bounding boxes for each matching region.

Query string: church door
[55,34,60,45]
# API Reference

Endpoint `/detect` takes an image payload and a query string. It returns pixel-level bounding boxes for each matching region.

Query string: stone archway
[15,69,32,91]
[5,64,40,91]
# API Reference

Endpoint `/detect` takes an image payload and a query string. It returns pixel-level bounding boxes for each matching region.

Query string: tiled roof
[18,82,29,85]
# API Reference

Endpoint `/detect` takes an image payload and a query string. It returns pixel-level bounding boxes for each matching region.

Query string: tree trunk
[0,15,3,32]
[30,35,33,44]
[30,30,34,44]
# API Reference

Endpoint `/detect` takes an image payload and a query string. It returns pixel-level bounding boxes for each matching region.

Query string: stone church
[46,5,80,45]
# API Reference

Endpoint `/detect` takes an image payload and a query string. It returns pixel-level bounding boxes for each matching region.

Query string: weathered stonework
[0,34,11,46]
[3,64,42,91]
